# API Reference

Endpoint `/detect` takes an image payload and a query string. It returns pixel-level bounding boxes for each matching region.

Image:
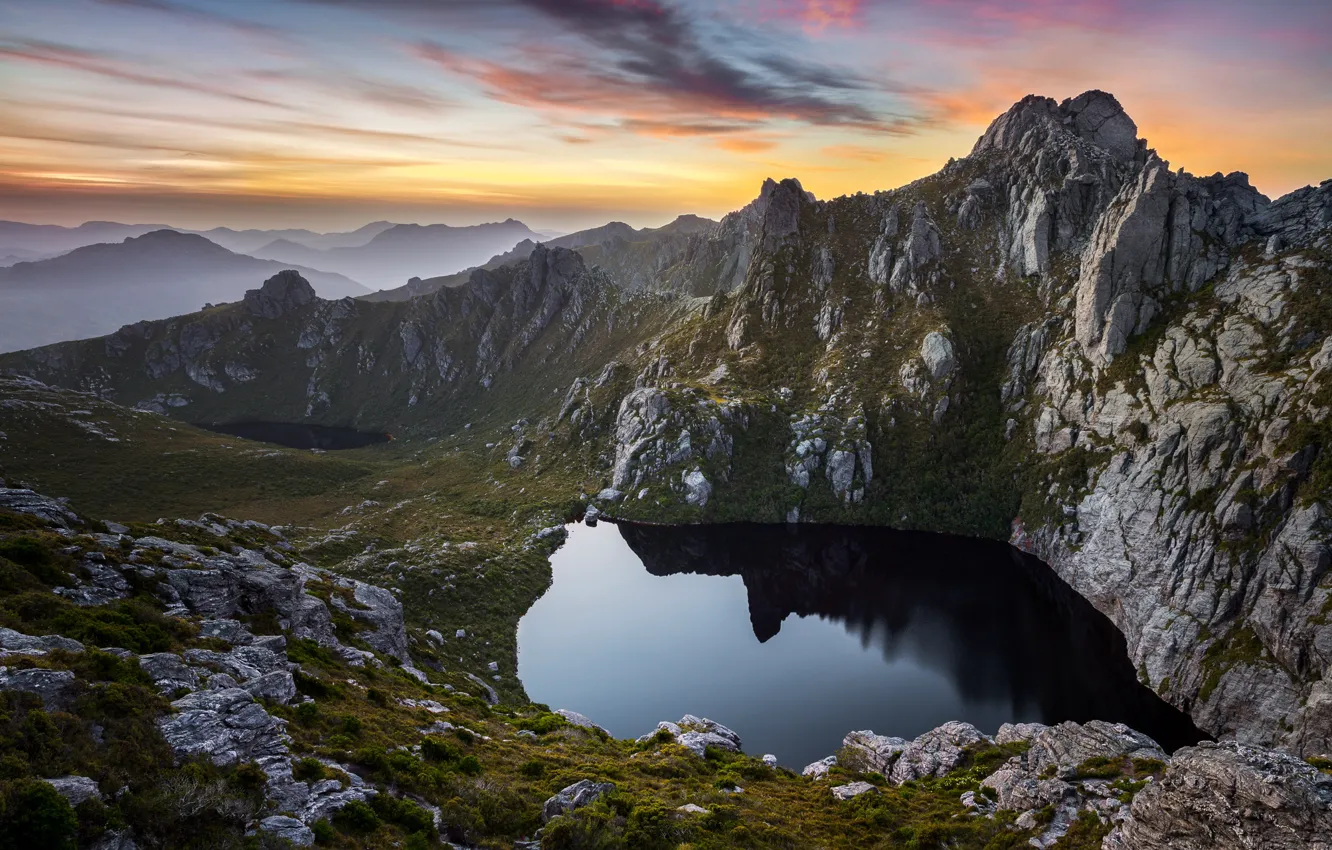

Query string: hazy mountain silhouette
[251,219,541,291]
[0,230,367,353]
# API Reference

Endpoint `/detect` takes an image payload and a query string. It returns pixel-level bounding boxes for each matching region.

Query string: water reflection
[195,421,390,450]
[517,521,1201,768]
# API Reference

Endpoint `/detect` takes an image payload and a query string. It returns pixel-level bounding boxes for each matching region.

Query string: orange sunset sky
[2,0,1330,231]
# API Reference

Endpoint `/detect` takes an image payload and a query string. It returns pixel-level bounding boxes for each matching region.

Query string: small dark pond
[195,421,390,450]
[517,521,1202,769]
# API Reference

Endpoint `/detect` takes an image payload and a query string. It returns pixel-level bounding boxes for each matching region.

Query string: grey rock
[841,730,909,773]
[803,755,837,779]
[0,626,85,656]
[0,667,77,710]
[43,775,101,807]
[244,670,297,704]
[542,780,615,823]
[243,270,316,320]
[0,488,79,527]
[1105,741,1332,850]
[920,331,956,380]
[1024,720,1165,777]
[889,721,992,784]
[831,781,878,800]
[257,815,314,847]
[555,709,608,735]
[158,687,290,766]
[138,652,201,695]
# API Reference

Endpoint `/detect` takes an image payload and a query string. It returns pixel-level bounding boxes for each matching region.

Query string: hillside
[4,89,1332,766]
[0,231,368,352]
[367,214,733,303]
[253,219,542,291]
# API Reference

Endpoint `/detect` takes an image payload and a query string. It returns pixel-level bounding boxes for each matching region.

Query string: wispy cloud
[0,38,289,108]
[91,0,283,37]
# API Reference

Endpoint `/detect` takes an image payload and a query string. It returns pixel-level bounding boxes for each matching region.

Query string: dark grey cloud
[301,0,915,132]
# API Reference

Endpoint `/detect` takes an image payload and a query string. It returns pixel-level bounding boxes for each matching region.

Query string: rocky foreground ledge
[1,485,1330,849]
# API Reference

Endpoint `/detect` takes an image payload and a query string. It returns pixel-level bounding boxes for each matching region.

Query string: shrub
[311,819,335,843]
[421,737,461,764]
[453,728,474,745]
[340,715,363,737]
[456,755,482,776]
[294,701,320,726]
[333,799,380,833]
[293,758,326,782]
[0,778,79,850]
[518,760,545,779]
[370,794,434,835]
[367,688,388,707]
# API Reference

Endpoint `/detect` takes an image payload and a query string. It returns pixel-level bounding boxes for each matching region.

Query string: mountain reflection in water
[517,521,1202,768]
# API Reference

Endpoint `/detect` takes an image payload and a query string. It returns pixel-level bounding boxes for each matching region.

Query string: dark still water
[517,522,1202,769]
[196,421,390,450]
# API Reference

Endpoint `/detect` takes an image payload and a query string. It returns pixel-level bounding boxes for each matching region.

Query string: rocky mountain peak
[1059,90,1140,161]
[973,89,1142,163]
[242,269,317,319]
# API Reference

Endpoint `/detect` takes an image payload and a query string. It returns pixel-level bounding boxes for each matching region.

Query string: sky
[1,0,1330,233]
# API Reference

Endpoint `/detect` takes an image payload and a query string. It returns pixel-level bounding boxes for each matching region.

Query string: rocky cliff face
[5,91,1330,758]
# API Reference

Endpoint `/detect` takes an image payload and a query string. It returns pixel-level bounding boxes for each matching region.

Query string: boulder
[542,780,615,823]
[556,709,608,735]
[920,331,956,381]
[0,626,84,656]
[43,775,101,807]
[0,488,80,527]
[803,755,837,779]
[0,667,77,710]
[841,730,909,773]
[889,721,991,784]
[1024,720,1166,777]
[1105,741,1332,850]
[257,815,313,847]
[831,781,878,800]
[158,687,290,766]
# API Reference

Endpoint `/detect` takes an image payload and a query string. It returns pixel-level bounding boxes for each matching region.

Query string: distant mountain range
[366,214,721,301]
[249,219,543,291]
[0,229,367,352]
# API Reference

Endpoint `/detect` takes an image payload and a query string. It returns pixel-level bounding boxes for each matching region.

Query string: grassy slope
[0,498,1102,850]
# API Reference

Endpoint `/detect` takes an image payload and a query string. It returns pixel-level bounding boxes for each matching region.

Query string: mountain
[252,218,542,291]
[365,213,725,302]
[0,220,171,256]
[0,220,401,263]
[0,230,368,352]
[198,220,397,254]
[4,90,1332,760]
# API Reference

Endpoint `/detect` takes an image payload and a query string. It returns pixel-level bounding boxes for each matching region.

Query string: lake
[516,520,1202,769]
[195,421,390,450]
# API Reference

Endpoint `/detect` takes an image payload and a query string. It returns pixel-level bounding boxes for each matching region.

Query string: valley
[1,88,1330,849]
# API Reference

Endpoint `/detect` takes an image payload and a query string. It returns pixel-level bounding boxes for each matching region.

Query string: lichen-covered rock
[841,730,908,773]
[638,715,742,757]
[0,667,77,710]
[1104,741,1332,850]
[831,781,877,800]
[158,687,290,766]
[542,780,615,823]
[0,488,80,527]
[889,721,992,784]
[43,775,101,807]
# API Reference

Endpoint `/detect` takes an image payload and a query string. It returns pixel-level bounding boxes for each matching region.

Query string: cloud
[753,0,866,32]
[0,38,288,108]
[247,68,453,113]
[820,143,890,161]
[308,0,912,135]
[91,0,283,37]
[716,137,779,153]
